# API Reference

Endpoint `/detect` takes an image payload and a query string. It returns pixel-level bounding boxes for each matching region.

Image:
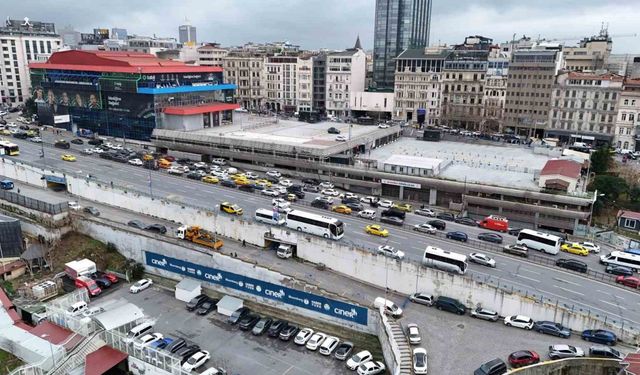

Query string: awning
[164,102,240,116]
[85,346,128,375]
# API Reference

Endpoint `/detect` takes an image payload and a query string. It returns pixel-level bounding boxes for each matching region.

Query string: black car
[334,341,354,360]
[556,258,588,273]
[341,197,359,204]
[381,208,406,220]
[145,223,167,234]
[302,178,320,185]
[179,345,201,364]
[87,138,103,146]
[507,227,523,236]
[112,155,128,163]
[477,232,503,244]
[143,160,159,170]
[311,199,330,209]
[228,307,251,324]
[455,217,477,227]
[175,343,198,357]
[186,172,204,180]
[83,206,100,216]
[239,184,256,193]
[267,319,288,337]
[474,358,507,375]
[345,202,364,212]
[328,127,340,134]
[196,299,219,316]
[252,317,273,335]
[381,216,404,226]
[605,265,634,276]
[446,231,468,242]
[92,276,111,289]
[186,295,210,311]
[165,338,187,353]
[278,324,299,341]
[427,219,446,230]
[13,132,28,139]
[54,140,70,149]
[436,212,455,221]
[127,220,147,230]
[238,314,260,330]
[266,175,280,184]
[70,138,84,145]
[220,179,237,188]
[434,296,466,315]
[176,158,192,165]
[99,152,113,160]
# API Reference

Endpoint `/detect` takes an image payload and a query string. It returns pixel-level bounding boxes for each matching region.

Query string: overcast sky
[3,0,639,53]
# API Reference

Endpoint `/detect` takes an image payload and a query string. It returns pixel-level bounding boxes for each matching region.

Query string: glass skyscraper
[373,0,432,89]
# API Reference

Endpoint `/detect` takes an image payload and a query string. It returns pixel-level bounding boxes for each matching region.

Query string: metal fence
[0,188,68,215]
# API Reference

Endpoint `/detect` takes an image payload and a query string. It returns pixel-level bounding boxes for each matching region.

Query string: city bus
[285,209,344,240]
[601,251,640,272]
[516,229,562,255]
[0,140,19,156]
[422,246,468,275]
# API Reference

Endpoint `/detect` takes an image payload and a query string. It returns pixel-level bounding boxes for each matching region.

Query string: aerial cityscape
[1,1,640,374]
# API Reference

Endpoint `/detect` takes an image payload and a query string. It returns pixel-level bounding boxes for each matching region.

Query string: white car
[336,135,347,142]
[182,350,211,372]
[193,162,208,169]
[347,350,373,370]
[413,348,428,374]
[0,110,6,116]
[104,142,114,149]
[319,181,334,189]
[504,315,534,330]
[274,186,287,194]
[6,122,17,128]
[133,332,163,349]
[407,324,421,345]
[378,124,390,129]
[377,245,405,260]
[415,208,436,217]
[211,158,227,166]
[468,252,496,268]
[580,241,600,253]
[378,200,393,208]
[294,328,314,345]
[68,201,82,211]
[128,158,143,166]
[340,192,359,200]
[360,196,378,204]
[321,189,339,197]
[245,171,259,179]
[92,148,104,154]
[111,144,123,150]
[167,167,184,175]
[82,148,94,154]
[358,210,376,220]
[319,335,340,355]
[209,165,222,172]
[261,189,280,197]
[279,179,293,187]
[129,278,153,293]
[212,170,228,178]
[413,223,436,234]
[29,137,43,143]
[266,170,281,178]
[357,360,385,375]
[305,332,326,351]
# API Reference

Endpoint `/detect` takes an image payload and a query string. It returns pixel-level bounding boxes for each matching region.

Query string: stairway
[388,320,413,375]
[48,333,105,375]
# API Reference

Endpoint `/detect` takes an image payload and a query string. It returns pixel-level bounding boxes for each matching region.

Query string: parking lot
[104,284,365,375]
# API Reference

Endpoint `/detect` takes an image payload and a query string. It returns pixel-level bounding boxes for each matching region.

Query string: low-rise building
[538,159,582,192]
[350,91,394,122]
[380,155,443,177]
[562,29,611,72]
[614,78,640,150]
[197,43,228,67]
[617,209,640,232]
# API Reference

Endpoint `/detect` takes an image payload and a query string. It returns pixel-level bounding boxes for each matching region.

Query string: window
[624,218,637,229]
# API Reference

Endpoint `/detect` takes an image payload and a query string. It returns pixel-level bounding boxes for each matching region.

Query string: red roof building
[85,346,128,375]
[538,159,582,192]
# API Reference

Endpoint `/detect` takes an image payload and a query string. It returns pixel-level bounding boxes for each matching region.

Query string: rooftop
[540,159,582,179]
[618,209,640,221]
[567,71,624,82]
[382,155,443,170]
[396,48,451,60]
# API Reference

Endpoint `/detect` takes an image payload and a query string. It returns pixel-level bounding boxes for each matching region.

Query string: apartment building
[547,71,623,146]
[326,42,366,118]
[223,52,265,110]
[264,56,299,113]
[441,51,488,130]
[0,18,61,105]
[197,43,228,67]
[562,30,611,72]
[393,46,449,125]
[483,49,509,132]
[297,56,314,113]
[614,78,640,150]
[312,54,326,114]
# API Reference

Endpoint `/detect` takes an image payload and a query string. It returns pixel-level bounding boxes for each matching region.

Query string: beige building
[547,71,623,146]
[441,50,488,130]
[614,78,640,150]
[264,56,299,113]
[197,43,228,67]
[393,47,448,125]
[483,49,509,132]
[562,31,612,72]
[326,44,366,118]
[297,56,314,113]
[223,52,265,110]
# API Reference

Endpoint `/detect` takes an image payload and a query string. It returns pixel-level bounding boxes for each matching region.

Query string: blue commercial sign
[145,251,368,326]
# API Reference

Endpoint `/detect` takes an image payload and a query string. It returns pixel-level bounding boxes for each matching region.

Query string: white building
[124,35,178,55]
[264,56,299,113]
[297,56,314,113]
[483,48,509,131]
[380,154,444,177]
[350,91,394,120]
[197,43,228,67]
[0,18,62,105]
[326,39,366,118]
[614,78,640,150]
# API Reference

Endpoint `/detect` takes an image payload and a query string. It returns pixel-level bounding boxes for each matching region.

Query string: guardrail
[0,188,68,214]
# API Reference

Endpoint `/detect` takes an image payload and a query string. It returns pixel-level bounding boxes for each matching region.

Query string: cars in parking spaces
[605,264,634,276]
[413,223,436,234]
[616,275,640,288]
[133,333,164,349]
[319,336,340,355]
[347,350,373,370]
[252,317,273,335]
[150,337,173,350]
[278,324,299,341]
[178,345,201,363]
[186,295,210,312]
[365,224,389,237]
[406,323,421,345]
[413,347,428,374]
[503,244,528,258]
[555,258,588,273]
[582,329,617,345]
[468,252,496,268]
[414,208,436,217]
[508,350,540,368]
[357,209,376,220]
[561,242,589,256]
[199,367,227,375]
[470,307,499,322]
[334,341,354,360]
[474,358,507,375]
[477,232,503,244]
[305,332,327,350]
[196,299,218,316]
[434,296,466,315]
[294,327,314,345]
[427,219,446,230]
[446,231,468,242]
[548,344,585,359]
[588,345,623,359]
[182,350,210,372]
[409,292,434,306]
[504,315,534,330]
[238,314,260,331]
[129,278,153,293]
[228,307,251,325]
[357,360,385,375]
[92,276,111,289]
[267,319,288,337]
[533,321,571,338]
[436,212,455,221]
[380,216,404,226]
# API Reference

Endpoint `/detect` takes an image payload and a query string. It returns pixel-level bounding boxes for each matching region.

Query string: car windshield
[415,353,426,366]
[187,356,199,365]
[135,280,145,287]
[256,320,265,328]
[352,353,363,362]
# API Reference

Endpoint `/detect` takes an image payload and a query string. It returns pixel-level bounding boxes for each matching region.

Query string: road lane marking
[600,300,627,310]
[519,268,541,275]
[514,274,540,283]
[598,290,624,299]
[554,285,584,296]
[553,277,581,286]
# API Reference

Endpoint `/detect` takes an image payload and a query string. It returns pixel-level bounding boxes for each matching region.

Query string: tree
[588,175,628,203]
[590,147,612,174]
[23,97,37,117]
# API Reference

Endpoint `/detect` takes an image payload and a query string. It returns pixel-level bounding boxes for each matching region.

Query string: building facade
[29,50,238,140]
[297,56,314,113]
[393,46,448,125]
[373,0,432,89]
[562,30,611,72]
[326,46,366,118]
[547,71,622,146]
[264,56,299,113]
[483,50,509,132]
[223,53,265,110]
[614,78,640,151]
[197,43,228,67]
[0,18,62,106]
[125,35,178,55]
[178,24,197,45]
[312,54,326,114]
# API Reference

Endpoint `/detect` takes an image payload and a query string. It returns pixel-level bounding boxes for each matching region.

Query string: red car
[508,350,540,368]
[616,275,640,288]
[98,271,119,284]
[163,155,176,162]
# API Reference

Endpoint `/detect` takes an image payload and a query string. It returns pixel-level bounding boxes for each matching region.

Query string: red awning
[85,346,128,375]
[164,102,240,115]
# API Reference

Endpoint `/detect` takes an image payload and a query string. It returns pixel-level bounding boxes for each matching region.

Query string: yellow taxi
[393,203,413,212]
[231,173,246,180]
[560,242,589,256]
[233,177,252,186]
[220,201,243,215]
[286,194,297,202]
[365,224,389,237]
[0,129,11,135]
[201,175,219,184]
[332,205,352,215]
[142,154,154,161]
[61,154,76,162]
[255,179,272,188]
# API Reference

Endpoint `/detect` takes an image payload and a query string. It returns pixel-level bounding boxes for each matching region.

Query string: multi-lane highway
[3,128,640,327]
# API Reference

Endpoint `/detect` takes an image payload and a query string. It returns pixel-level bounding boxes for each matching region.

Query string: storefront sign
[381,179,421,189]
[53,115,70,124]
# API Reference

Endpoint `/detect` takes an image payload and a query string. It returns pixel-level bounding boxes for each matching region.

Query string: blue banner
[145,251,368,326]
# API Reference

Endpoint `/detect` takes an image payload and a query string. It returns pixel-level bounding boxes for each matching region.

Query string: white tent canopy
[217,295,243,317]
[93,302,144,331]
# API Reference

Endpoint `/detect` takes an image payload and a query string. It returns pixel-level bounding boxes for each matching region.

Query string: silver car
[413,223,436,234]
[548,344,584,360]
[409,292,434,306]
[468,252,496,268]
[406,323,421,345]
[470,307,499,322]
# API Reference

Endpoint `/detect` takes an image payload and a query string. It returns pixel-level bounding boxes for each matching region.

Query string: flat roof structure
[382,155,443,170]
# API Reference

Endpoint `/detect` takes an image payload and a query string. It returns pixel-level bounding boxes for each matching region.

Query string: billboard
[145,251,368,326]
[105,92,154,118]
[54,115,70,124]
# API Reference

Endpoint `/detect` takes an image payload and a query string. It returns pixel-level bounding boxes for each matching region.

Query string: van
[434,296,466,315]
[374,297,403,317]
[254,208,285,225]
[277,244,293,259]
[0,179,14,190]
[66,301,88,316]
[478,215,508,232]
[124,321,154,343]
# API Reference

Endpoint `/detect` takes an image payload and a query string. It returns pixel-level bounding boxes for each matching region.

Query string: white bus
[600,251,640,272]
[285,209,344,240]
[254,208,285,226]
[422,246,468,275]
[516,229,562,255]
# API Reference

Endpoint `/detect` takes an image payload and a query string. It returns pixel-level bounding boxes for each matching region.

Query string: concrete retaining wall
[506,358,621,374]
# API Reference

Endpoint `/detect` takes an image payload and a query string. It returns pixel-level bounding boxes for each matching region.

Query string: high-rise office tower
[373,0,432,89]
[178,22,197,45]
